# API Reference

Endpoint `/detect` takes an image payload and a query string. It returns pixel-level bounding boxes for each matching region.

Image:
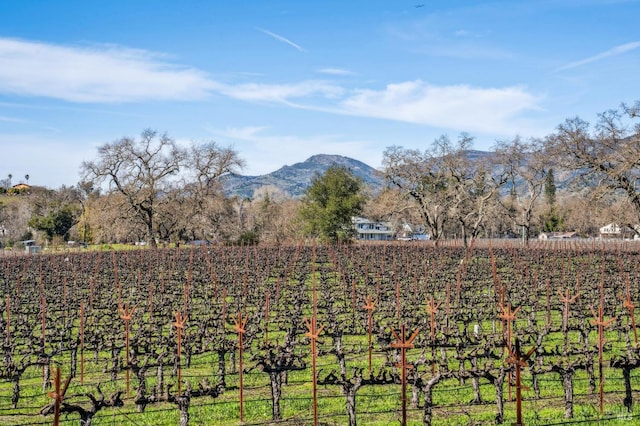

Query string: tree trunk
[270,371,283,420]
[230,350,236,374]
[217,350,226,391]
[110,347,119,381]
[70,344,78,378]
[177,395,190,426]
[623,367,633,412]
[135,369,148,412]
[12,378,20,408]
[411,380,420,409]
[494,370,506,424]
[585,353,596,395]
[79,412,93,426]
[334,333,346,377]
[471,357,482,404]
[156,364,164,398]
[561,370,574,418]
[346,386,357,426]
[42,363,51,392]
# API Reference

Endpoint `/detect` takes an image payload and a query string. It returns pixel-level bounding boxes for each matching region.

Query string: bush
[237,230,259,246]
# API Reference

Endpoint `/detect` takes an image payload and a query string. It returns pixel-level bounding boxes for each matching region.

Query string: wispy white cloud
[317,68,356,76]
[212,80,344,103]
[0,38,215,102]
[211,77,540,136]
[0,37,541,137]
[255,27,306,52]
[557,41,640,71]
[0,115,26,123]
[337,80,541,135]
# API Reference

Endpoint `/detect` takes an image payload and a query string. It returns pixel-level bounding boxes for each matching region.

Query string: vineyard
[2,241,640,425]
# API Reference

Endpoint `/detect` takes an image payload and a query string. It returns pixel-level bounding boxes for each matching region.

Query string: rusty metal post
[499,302,520,402]
[545,278,551,327]
[395,270,401,320]
[119,304,136,398]
[505,339,536,426]
[172,311,188,396]
[363,296,376,374]
[305,245,323,426]
[233,312,248,422]
[50,367,61,426]
[558,289,579,351]
[79,302,85,384]
[590,305,616,416]
[621,274,638,344]
[46,367,71,426]
[5,294,10,345]
[39,272,47,384]
[264,290,270,346]
[148,281,154,323]
[391,325,420,426]
[445,282,450,330]
[305,315,324,426]
[426,297,442,373]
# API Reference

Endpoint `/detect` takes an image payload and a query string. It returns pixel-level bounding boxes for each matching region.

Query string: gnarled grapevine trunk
[269,371,284,420]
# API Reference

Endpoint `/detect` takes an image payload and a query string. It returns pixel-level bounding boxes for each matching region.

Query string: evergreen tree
[541,168,563,232]
[298,165,366,243]
[544,168,557,206]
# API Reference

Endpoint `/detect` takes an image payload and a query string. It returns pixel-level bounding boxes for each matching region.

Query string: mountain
[221,154,384,199]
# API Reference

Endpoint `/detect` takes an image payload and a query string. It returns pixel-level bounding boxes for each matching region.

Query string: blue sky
[1,0,639,188]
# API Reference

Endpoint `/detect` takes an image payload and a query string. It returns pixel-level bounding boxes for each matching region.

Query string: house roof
[539,231,579,239]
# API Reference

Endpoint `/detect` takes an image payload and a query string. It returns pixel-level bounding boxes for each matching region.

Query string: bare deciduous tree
[494,136,550,243]
[547,102,640,234]
[383,134,506,245]
[81,130,243,247]
[383,140,456,244]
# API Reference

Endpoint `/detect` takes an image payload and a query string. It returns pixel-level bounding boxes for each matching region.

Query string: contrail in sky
[256,27,306,52]
[557,41,640,71]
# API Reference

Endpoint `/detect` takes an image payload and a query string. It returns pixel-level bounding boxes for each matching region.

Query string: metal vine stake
[119,304,136,398]
[620,274,638,345]
[264,290,271,346]
[499,302,520,401]
[5,294,11,345]
[394,259,401,320]
[390,324,420,426]
[79,302,85,384]
[304,315,324,426]
[590,305,616,416]
[305,245,323,426]
[38,265,47,384]
[148,281,154,323]
[46,367,71,426]
[505,338,536,426]
[545,278,552,327]
[425,297,442,373]
[172,311,188,396]
[558,289,579,351]
[362,296,377,374]
[233,311,248,422]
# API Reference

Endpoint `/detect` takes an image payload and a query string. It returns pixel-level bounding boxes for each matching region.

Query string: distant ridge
[221,154,384,199]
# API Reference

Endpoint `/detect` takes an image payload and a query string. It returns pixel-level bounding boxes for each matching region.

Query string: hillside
[221,154,384,199]
[220,150,575,200]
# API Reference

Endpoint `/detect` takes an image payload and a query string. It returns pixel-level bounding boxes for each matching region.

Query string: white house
[397,223,430,241]
[538,231,579,240]
[352,217,395,241]
[599,223,637,239]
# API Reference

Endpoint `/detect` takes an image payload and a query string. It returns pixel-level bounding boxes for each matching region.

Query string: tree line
[1,100,639,248]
